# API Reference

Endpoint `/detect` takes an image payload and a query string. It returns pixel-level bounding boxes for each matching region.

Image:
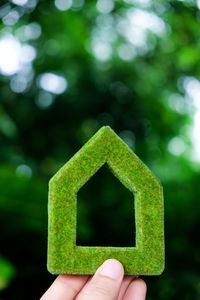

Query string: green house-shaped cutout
[47,126,165,275]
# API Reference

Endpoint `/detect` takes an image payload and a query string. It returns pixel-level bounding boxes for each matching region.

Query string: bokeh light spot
[38,73,68,94]
[0,35,21,75]
[55,0,72,11]
[20,45,36,63]
[35,91,54,109]
[16,164,32,178]
[168,137,186,156]
[92,41,112,61]
[167,94,189,115]
[183,76,200,161]
[10,75,28,93]
[12,0,28,6]
[16,22,41,41]
[117,8,166,54]
[2,9,20,26]
[0,35,36,76]
[118,44,136,61]
[72,0,85,10]
[96,0,114,14]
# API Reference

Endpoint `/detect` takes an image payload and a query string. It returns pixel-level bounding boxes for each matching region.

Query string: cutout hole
[76,163,135,247]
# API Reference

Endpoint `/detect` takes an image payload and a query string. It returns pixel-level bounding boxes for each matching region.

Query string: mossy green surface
[47,126,165,275]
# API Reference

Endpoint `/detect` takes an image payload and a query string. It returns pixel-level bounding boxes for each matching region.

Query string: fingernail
[98,259,123,280]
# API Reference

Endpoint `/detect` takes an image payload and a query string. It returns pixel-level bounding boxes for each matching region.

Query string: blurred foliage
[0,256,15,290]
[0,0,200,299]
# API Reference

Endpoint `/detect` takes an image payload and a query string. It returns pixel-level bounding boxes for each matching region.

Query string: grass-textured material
[47,126,165,275]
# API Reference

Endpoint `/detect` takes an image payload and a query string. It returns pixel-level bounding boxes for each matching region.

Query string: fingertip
[97,259,124,280]
[117,275,138,300]
[76,259,125,300]
[135,278,147,293]
[124,277,147,300]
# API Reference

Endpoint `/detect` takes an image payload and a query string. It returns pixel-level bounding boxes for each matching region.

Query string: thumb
[77,259,124,300]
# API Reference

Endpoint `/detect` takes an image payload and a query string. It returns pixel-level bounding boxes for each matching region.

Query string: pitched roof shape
[47,126,165,275]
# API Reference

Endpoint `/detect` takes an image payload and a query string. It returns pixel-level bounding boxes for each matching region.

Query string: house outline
[47,126,165,275]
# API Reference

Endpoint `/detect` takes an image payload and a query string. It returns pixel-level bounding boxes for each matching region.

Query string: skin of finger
[76,260,124,300]
[75,275,92,296]
[117,276,138,300]
[123,278,147,300]
[40,275,89,300]
[75,276,136,300]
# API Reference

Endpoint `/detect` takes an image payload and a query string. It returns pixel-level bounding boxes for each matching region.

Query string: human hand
[41,259,146,300]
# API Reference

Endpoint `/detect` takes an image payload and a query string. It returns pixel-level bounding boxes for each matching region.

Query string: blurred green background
[0,0,200,299]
